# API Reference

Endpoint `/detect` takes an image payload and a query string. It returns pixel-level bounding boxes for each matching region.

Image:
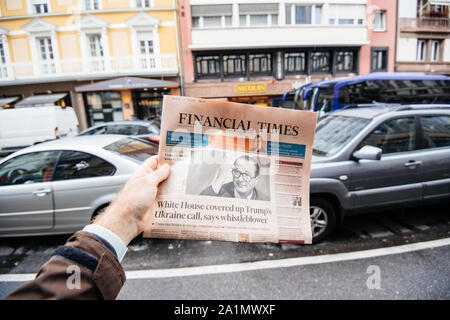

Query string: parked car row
[0,104,449,242]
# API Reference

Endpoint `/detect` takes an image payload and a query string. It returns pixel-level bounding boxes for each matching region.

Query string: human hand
[93,156,170,246]
[211,164,231,194]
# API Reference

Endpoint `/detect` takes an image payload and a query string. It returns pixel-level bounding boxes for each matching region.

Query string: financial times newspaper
[143,96,318,244]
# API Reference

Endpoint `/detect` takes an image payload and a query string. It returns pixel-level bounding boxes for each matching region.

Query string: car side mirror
[352,145,382,161]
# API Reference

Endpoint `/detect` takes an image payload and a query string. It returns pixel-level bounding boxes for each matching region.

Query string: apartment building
[0,0,181,129]
[178,0,396,105]
[396,0,450,74]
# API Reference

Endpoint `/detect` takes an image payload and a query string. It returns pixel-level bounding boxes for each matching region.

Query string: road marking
[1,237,449,282]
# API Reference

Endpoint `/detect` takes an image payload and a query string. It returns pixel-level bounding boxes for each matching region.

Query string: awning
[0,96,20,108]
[15,93,68,108]
[75,77,179,92]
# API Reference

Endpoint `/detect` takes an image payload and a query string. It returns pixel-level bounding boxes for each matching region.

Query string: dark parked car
[310,105,450,242]
[78,119,161,143]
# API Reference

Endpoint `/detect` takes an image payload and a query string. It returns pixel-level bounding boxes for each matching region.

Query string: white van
[0,106,79,154]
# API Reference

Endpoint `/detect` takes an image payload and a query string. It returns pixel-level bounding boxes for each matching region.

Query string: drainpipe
[174,0,185,96]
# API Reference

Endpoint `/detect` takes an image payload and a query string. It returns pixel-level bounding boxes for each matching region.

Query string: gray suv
[310,105,450,242]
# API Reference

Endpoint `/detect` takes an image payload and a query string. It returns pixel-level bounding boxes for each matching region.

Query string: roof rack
[395,105,450,111]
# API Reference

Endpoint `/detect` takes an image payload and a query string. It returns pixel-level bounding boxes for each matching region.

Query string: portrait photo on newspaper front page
[143,95,317,244]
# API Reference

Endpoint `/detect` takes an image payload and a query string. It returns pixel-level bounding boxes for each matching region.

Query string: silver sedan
[0,135,158,237]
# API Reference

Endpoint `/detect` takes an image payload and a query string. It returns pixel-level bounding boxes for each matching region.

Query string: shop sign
[234,83,267,95]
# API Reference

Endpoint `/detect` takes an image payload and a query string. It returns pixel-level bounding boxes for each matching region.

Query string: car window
[147,123,161,134]
[0,151,60,186]
[419,115,450,149]
[109,124,140,135]
[104,138,158,162]
[80,126,108,136]
[313,115,369,157]
[358,117,416,154]
[52,151,116,181]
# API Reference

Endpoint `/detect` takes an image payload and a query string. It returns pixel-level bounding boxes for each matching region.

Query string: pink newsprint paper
[143,95,318,244]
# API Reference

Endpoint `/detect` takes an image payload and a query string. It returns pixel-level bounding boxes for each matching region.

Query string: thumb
[147,163,170,185]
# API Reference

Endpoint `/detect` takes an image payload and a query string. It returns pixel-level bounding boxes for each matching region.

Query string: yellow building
[0,0,181,129]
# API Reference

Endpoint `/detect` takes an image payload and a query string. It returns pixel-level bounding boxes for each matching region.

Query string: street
[1,203,449,299]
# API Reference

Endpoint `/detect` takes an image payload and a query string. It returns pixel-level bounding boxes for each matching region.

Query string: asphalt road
[0,203,449,299]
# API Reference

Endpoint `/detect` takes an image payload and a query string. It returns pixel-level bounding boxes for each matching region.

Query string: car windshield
[313,115,369,157]
[104,138,158,162]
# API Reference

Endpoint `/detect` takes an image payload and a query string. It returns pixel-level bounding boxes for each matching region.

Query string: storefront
[75,77,179,126]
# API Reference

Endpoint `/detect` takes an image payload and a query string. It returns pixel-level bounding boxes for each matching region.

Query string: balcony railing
[1,54,178,81]
[399,17,450,31]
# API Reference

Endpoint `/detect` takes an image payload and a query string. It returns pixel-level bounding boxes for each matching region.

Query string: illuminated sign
[234,83,267,95]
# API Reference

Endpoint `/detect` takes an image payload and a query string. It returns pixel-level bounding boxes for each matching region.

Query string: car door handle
[404,160,422,167]
[32,189,52,197]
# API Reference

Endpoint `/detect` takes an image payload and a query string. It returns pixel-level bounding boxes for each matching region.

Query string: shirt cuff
[82,224,128,263]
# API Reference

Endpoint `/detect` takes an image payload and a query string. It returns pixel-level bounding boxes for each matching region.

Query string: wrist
[93,202,141,246]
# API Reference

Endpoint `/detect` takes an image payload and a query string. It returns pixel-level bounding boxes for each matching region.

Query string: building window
[196,55,221,78]
[32,0,49,14]
[0,39,8,78]
[248,53,272,75]
[310,51,330,73]
[37,37,56,74]
[138,32,155,69]
[431,40,441,62]
[371,47,388,71]
[84,0,100,11]
[136,0,152,8]
[329,5,365,26]
[374,11,386,31]
[239,4,279,27]
[335,51,355,72]
[417,40,427,61]
[284,52,306,74]
[87,34,105,72]
[191,5,233,29]
[223,54,246,77]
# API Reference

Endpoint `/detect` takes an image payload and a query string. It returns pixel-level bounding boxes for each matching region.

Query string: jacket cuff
[65,231,126,300]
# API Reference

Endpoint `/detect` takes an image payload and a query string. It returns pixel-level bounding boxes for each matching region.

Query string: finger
[147,163,170,185]
[134,156,158,177]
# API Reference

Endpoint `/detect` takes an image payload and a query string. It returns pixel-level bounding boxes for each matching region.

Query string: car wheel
[310,197,337,243]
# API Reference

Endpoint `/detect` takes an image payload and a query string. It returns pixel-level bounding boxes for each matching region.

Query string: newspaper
[143,95,318,244]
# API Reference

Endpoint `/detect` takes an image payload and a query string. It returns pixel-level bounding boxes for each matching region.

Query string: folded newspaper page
[143,95,318,244]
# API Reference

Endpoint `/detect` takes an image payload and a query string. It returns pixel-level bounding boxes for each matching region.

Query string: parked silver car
[0,135,158,237]
[310,105,450,242]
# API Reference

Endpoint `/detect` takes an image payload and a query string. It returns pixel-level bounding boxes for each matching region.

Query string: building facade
[396,0,450,74]
[0,0,181,129]
[178,0,396,105]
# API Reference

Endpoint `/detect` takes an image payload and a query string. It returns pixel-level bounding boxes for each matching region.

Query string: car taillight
[148,135,160,143]
[55,127,60,139]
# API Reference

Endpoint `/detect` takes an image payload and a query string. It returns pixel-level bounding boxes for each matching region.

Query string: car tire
[310,197,337,243]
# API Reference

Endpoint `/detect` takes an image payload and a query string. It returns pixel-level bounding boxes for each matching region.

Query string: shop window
[284,52,306,74]
[335,51,355,73]
[248,53,272,75]
[195,55,221,78]
[310,51,330,73]
[223,54,246,77]
[371,47,388,72]
[85,91,123,126]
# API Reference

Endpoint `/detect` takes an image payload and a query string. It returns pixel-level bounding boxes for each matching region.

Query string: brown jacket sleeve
[5,231,126,300]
